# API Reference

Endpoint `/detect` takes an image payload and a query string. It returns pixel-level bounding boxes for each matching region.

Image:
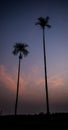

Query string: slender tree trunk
[15,57,21,115]
[43,28,49,115]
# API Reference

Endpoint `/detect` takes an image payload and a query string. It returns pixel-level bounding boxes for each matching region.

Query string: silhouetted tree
[13,43,29,115]
[35,17,51,115]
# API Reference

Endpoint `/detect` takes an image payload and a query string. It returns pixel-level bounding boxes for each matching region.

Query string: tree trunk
[15,57,21,115]
[43,28,49,115]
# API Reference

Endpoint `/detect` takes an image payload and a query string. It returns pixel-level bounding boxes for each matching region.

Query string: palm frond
[38,17,44,21]
[13,43,29,58]
[47,24,51,28]
[45,16,50,21]
[22,49,29,57]
[35,16,51,29]
[12,48,19,55]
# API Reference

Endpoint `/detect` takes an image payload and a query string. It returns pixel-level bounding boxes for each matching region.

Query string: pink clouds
[48,74,64,88]
[47,74,68,112]
[0,64,65,99]
[0,64,68,114]
[0,65,26,95]
[0,64,66,105]
[0,65,16,92]
[0,64,65,93]
[0,64,44,102]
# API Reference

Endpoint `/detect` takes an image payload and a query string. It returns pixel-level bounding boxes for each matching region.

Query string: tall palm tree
[35,16,51,115]
[13,43,29,115]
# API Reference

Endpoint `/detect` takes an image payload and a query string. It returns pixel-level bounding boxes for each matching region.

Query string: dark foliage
[0,113,68,128]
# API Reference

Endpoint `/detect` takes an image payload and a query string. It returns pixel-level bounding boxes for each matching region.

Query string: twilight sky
[0,0,68,115]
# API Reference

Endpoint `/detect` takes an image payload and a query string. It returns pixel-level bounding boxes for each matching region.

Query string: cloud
[0,64,46,114]
[0,65,26,93]
[0,65,16,92]
[47,74,68,112]
[0,64,68,114]
[0,64,65,103]
[48,74,64,88]
[0,64,45,101]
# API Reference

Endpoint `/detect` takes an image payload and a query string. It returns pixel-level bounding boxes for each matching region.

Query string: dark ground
[0,113,68,128]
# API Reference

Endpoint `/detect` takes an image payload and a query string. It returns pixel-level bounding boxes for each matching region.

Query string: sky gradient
[0,0,68,115]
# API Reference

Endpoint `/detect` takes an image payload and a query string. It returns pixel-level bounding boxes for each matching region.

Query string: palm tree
[13,43,29,115]
[35,16,51,115]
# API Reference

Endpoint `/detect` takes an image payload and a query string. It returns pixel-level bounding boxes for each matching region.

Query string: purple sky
[0,0,68,115]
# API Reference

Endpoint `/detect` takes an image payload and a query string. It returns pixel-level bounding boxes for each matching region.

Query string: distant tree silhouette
[13,43,29,115]
[35,17,51,115]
